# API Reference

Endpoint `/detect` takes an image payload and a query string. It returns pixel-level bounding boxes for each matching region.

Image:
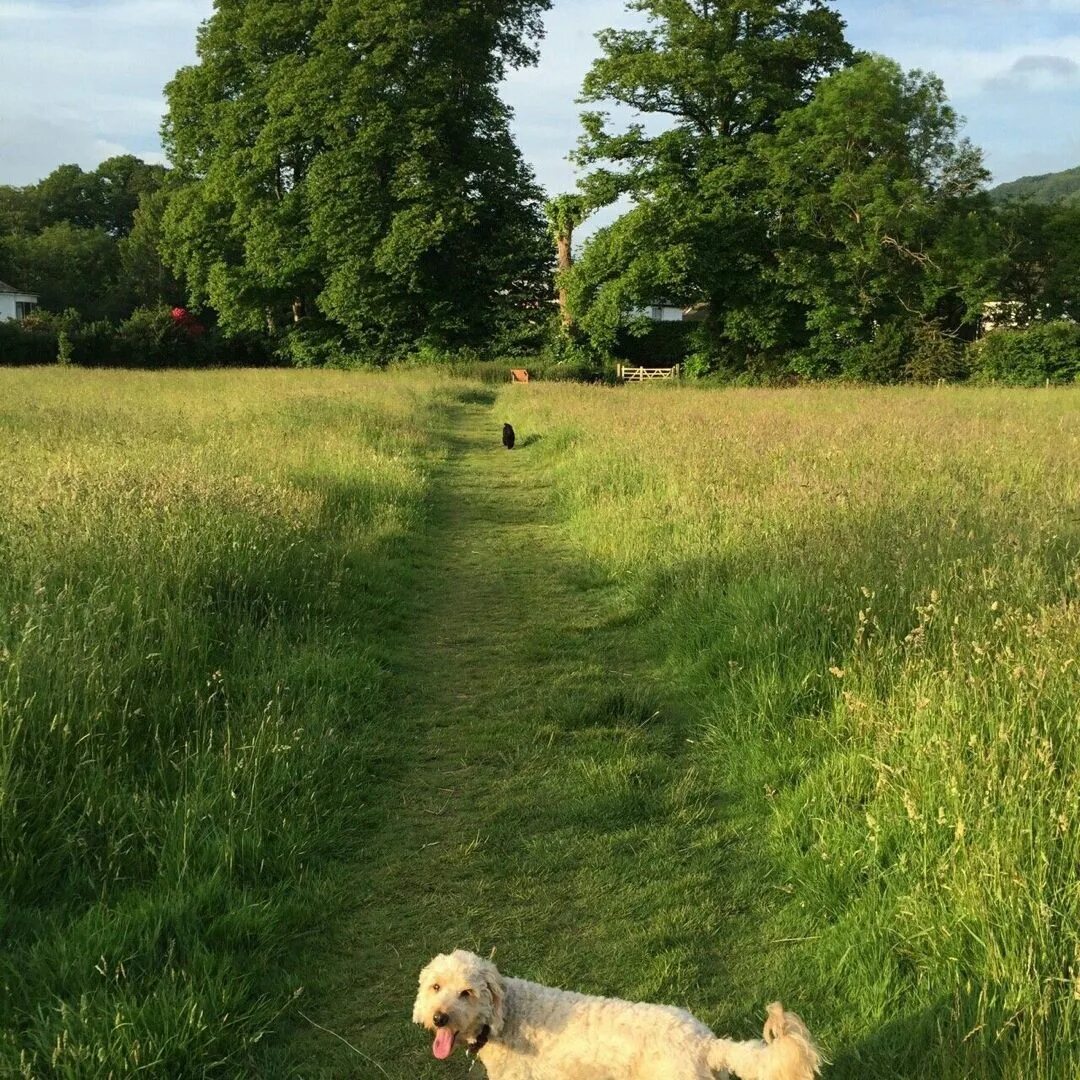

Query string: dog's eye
[459,989,471,999]
[432,984,440,992]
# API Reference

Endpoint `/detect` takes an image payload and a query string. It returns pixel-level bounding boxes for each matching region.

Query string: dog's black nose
[433,1011,449,1028]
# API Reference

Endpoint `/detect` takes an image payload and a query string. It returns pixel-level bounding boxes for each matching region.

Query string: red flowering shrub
[170,307,207,338]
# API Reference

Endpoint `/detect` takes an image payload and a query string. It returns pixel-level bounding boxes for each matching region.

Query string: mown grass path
[278,394,777,1078]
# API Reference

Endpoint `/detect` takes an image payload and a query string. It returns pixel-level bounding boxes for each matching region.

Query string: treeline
[0,157,178,320]
[0,156,276,367]
[2,0,1079,382]
[561,3,1080,382]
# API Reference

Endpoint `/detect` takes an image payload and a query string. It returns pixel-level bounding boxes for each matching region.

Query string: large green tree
[757,56,996,375]
[162,0,551,355]
[568,0,852,356]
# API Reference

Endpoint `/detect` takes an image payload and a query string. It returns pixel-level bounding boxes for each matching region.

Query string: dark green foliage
[277,320,357,369]
[1,223,121,319]
[0,317,58,365]
[759,57,995,369]
[0,307,275,369]
[112,306,208,368]
[904,322,969,383]
[836,320,970,386]
[617,320,696,366]
[569,0,853,353]
[0,158,173,322]
[840,322,911,382]
[118,188,186,311]
[990,163,1080,206]
[994,201,1080,324]
[973,321,1080,386]
[162,0,552,359]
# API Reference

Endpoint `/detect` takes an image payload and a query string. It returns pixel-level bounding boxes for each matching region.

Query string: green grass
[273,393,749,1078]
[498,384,1080,1078]
[0,369,453,1075]
[3,373,1078,1078]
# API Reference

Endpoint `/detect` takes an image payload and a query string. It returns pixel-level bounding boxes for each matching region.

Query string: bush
[841,323,909,383]
[0,316,59,365]
[0,306,276,370]
[538,331,608,381]
[73,318,123,367]
[689,344,799,385]
[215,330,278,368]
[972,321,1080,386]
[904,322,969,383]
[276,321,358,368]
[111,306,206,368]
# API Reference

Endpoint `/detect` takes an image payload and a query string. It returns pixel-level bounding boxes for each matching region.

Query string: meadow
[0,369,451,1075]
[1,372,1078,1078]
[502,384,1080,1077]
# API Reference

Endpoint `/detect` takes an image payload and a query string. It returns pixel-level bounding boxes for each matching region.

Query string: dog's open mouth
[432,1028,457,1059]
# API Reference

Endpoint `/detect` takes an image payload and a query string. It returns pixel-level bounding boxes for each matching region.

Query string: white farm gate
[617,364,682,382]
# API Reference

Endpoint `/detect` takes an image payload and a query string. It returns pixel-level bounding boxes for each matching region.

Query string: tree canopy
[0,158,172,321]
[565,4,1002,378]
[757,55,995,374]
[568,0,853,355]
[162,0,552,355]
[1,0,1074,380]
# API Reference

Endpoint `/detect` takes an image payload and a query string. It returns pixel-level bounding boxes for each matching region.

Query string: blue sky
[2,0,1079,195]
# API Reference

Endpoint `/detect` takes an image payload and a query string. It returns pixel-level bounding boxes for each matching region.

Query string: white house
[632,302,712,323]
[0,279,39,322]
[643,304,686,322]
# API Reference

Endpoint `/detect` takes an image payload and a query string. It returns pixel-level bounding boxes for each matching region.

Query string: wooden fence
[617,364,682,382]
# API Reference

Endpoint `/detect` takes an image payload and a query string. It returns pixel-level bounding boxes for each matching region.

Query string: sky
[1,0,1079,197]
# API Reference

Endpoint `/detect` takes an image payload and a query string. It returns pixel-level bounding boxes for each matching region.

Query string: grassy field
[500,384,1080,1077]
[0,369,452,1075]
[2,373,1078,1078]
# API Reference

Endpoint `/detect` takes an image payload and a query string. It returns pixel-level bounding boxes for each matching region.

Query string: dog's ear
[479,959,507,1037]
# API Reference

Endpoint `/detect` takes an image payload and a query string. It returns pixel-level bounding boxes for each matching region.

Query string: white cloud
[984,53,1080,91]
[903,37,1080,97]
[0,0,211,184]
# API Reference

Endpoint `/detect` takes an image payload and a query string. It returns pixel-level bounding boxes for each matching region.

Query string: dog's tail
[708,1002,822,1080]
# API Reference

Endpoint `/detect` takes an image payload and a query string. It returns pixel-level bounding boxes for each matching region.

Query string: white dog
[413,949,822,1080]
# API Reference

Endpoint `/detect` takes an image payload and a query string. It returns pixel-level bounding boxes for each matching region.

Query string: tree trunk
[556,230,574,329]
[292,296,305,324]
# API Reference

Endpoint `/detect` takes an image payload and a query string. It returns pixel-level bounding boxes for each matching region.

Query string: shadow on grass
[827,1002,965,1079]
[455,386,497,406]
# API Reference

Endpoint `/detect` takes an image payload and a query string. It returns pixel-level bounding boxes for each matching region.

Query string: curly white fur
[412,950,822,1080]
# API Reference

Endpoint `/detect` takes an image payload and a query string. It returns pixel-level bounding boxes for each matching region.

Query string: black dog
[502,423,516,450]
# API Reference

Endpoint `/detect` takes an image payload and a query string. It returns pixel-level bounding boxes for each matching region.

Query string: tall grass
[501,384,1080,1077]
[0,369,448,1075]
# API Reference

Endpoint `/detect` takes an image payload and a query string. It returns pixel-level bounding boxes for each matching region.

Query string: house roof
[0,279,37,296]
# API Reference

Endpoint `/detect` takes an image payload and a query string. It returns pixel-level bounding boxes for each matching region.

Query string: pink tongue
[432,1028,456,1060]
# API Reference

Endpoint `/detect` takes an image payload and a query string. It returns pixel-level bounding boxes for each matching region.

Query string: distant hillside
[990,164,1080,205]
